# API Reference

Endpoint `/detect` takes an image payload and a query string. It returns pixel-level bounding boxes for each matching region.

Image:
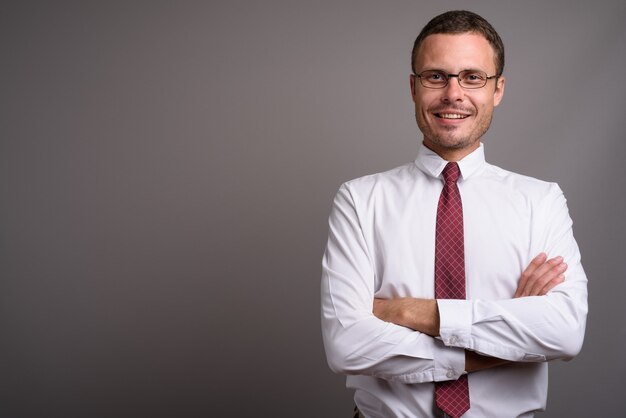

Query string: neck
[422,139,480,162]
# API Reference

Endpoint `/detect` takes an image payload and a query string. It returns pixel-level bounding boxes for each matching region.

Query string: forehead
[415,32,496,73]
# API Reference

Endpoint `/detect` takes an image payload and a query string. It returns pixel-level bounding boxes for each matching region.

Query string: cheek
[474,95,495,114]
[415,93,437,113]
[415,101,432,122]
[483,101,496,115]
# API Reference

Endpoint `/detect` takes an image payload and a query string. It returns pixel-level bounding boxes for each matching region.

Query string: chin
[430,136,475,150]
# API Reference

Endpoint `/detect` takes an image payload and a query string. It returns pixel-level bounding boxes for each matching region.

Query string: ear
[493,75,505,107]
[410,74,417,102]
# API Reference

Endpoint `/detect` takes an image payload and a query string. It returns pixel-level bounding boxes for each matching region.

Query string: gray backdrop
[1,1,625,417]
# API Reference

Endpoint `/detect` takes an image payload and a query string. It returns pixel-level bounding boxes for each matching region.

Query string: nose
[441,75,464,102]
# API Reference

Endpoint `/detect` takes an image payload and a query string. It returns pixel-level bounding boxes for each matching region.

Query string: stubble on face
[415,102,494,151]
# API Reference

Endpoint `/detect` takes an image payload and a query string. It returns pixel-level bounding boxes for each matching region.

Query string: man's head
[410,11,506,161]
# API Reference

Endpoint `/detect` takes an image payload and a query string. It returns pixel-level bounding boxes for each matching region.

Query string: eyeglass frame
[412,69,501,89]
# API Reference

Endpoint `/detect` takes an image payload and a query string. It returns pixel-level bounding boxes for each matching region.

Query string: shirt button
[449,335,458,345]
[446,370,455,378]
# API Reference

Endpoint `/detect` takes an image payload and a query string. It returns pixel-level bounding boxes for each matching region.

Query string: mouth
[434,112,470,120]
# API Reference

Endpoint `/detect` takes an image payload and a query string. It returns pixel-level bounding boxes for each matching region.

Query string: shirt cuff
[432,339,465,381]
[437,299,472,349]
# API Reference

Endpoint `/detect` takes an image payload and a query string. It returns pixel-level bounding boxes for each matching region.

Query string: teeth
[439,113,468,119]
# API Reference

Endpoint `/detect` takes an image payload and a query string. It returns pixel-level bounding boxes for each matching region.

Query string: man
[321,10,587,418]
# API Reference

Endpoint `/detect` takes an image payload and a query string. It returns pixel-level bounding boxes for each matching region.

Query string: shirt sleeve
[321,184,465,383]
[437,183,588,362]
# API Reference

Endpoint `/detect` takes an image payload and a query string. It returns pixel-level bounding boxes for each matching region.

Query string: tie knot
[442,162,461,184]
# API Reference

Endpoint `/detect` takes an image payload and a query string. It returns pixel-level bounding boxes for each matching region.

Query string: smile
[435,113,469,119]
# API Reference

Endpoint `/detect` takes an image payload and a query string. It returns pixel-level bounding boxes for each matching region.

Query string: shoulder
[339,162,420,196]
[481,163,563,201]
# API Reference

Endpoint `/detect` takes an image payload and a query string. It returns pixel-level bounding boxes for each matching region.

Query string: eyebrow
[418,68,487,73]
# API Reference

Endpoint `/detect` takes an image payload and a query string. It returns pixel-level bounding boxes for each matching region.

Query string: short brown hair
[411,10,505,76]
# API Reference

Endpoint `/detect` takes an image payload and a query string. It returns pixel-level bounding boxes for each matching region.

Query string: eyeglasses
[414,69,499,89]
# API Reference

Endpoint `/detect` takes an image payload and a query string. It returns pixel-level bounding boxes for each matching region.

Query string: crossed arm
[373,253,567,372]
[322,183,587,382]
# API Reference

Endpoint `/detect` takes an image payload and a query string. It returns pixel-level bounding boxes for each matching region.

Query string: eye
[461,70,487,85]
[421,70,447,84]
[417,70,449,88]
[427,71,445,81]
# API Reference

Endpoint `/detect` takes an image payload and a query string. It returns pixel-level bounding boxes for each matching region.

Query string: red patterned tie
[434,162,470,418]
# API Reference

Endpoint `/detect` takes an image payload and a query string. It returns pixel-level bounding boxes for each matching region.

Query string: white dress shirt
[321,143,588,418]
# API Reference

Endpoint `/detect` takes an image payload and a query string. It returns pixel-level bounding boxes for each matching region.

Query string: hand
[373,298,439,336]
[514,253,566,298]
[467,254,566,373]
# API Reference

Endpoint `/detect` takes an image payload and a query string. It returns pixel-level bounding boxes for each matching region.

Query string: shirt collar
[414,142,486,181]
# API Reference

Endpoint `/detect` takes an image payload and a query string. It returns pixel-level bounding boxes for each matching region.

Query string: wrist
[406,298,440,336]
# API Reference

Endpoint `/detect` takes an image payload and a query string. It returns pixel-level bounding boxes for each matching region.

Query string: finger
[534,264,567,295]
[520,256,563,296]
[515,253,547,297]
[528,261,567,296]
[537,273,565,296]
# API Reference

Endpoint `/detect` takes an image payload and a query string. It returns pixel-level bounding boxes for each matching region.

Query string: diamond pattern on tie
[436,375,469,418]
[434,162,470,418]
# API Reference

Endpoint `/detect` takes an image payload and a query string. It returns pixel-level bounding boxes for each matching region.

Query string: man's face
[411,33,505,159]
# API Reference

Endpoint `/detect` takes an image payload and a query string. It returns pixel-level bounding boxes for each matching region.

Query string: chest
[363,184,532,299]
